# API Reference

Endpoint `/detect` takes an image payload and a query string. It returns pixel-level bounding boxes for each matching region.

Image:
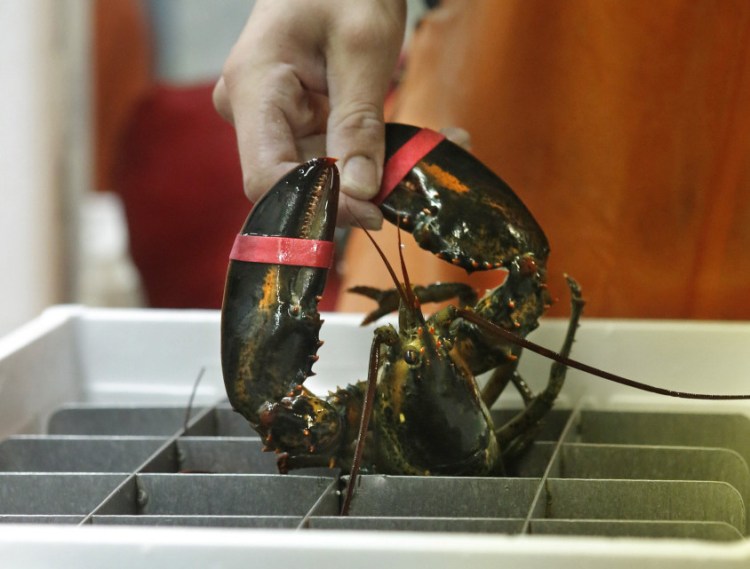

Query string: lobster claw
[380,123,550,272]
[221,158,339,429]
[234,157,339,241]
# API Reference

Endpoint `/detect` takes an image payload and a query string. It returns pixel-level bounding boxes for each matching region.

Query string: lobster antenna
[340,332,383,515]
[352,214,410,308]
[395,221,419,312]
[458,308,750,400]
[183,366,206,432]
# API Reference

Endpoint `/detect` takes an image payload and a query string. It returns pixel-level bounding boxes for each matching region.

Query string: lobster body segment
[370,315,500,476]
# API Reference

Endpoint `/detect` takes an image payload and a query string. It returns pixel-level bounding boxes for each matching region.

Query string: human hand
[213,0,406,228]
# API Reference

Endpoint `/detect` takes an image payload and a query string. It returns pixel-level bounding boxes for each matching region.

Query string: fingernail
[342,155,378,200]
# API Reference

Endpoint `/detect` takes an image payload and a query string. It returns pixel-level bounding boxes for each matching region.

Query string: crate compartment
[8,400,749,543]
[555,444,750,502]
[0,473,127,515]
[575,411,750,459]
[91,514,303,528]
[3,307,750,568]
[48,406,198,436]
[307,516,525,533]
[0,436,165,472]
[341,476,541,519]
[543,478,744,530]
[173,438,335,476]
[132,474,338,517]
[528,519,743,540]
[196,404,262,437]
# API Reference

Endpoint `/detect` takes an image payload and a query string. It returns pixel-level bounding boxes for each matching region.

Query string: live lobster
[220,123,750,514]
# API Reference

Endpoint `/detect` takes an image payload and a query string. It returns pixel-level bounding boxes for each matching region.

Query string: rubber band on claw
[373,128,446,205]
[230,234,335,269]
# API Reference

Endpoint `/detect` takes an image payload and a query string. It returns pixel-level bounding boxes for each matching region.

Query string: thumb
[326,101,386,204]
[325,9,405,207]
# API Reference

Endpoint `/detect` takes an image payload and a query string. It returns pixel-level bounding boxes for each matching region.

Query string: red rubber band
[230,234,335,268]
[373,128,446,205]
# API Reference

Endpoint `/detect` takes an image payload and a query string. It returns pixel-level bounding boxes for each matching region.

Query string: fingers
[220,51,317,202]
[325,3,406,227]
[324,4,406,196]
[231,66,327,202]
[212,77,232,124]
[214,0,406,225]
[215,2,328,203]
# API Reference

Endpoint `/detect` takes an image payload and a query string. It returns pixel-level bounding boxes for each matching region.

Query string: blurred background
[0,0,426,337]
[4,0,750,338]
[1,0,243,337]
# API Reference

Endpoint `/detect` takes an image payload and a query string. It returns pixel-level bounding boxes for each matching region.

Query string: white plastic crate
[2,305,750,568]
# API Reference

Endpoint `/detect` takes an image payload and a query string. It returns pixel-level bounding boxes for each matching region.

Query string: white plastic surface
[2,306,750,567]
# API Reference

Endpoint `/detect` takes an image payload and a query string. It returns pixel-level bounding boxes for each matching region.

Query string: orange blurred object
[339,0,750,320]
[94,0,152,192]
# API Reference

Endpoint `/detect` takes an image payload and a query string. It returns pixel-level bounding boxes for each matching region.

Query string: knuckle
[219,46,248,86]
[330,102,384,137]
[338,26,380,53]
[211,79,230,118]
[242,173,263,203]
[336,13,396,53]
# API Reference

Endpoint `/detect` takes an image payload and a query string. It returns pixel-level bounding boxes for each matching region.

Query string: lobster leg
[462,276,584,465]
[496,277,583,462]
[510,374,537,406]
[480,367,515,408]
[349,282,478,325]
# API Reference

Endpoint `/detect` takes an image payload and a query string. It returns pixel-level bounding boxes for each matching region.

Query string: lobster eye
[403,349,420,365]
[519,255,538,277]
